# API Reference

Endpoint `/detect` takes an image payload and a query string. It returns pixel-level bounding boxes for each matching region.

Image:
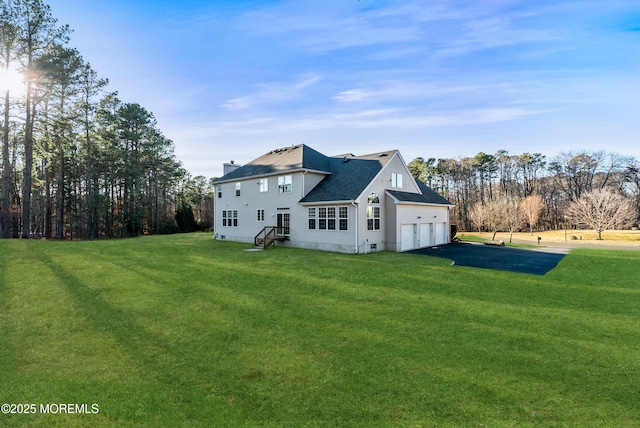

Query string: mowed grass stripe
[1,234,640,426]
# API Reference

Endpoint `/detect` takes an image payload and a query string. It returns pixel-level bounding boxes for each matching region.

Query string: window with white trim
[235,182,241,196]
[257,209,265,222]
[367,192,379,203]
[318,207,327,230]
[367,206,380,230]
[309,206,348,231]
[339,207,348,231]
[217,185,222,198]
[258,179,268,192]
[278,175,292,193]
[308,207,316,229]
[222,210,238,227]
[391,173,403,188]
[327,207,336,230]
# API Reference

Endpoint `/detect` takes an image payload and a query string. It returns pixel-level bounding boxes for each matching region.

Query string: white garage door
[435,222,448,245]
[401,224,418,251]
[420,223,433,248]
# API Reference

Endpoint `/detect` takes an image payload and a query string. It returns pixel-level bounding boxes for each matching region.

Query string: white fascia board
[298,200,356,206]
[394,201,455,207]
[214,168,331,184]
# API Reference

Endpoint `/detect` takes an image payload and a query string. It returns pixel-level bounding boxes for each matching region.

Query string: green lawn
[457,234,538,248]
[1,234,640,427]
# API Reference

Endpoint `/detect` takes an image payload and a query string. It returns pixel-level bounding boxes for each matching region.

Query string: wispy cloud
[221,74,322,110]
[333,80,480,103]
[192,105,550,139]
[236,0,425,52]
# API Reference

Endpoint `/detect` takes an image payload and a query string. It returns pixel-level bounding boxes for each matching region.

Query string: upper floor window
[258,178,268,192]
[235,182,241,196]
[391,173,403,188]
[367,192,379,204]
[278,175,292,193]
[217,185,222,198]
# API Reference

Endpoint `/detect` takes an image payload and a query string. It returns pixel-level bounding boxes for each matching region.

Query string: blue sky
[46,0,640,178]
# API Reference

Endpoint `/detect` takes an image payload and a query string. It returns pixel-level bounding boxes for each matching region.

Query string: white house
[212,144,453,253]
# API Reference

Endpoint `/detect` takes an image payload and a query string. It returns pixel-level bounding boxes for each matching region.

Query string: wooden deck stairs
[254,226,282,249]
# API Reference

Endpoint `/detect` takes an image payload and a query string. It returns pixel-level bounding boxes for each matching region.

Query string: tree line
[1,0,214,239]
[409,150,640,239]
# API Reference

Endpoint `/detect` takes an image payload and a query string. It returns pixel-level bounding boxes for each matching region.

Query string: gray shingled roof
[212,145,331,183]
[387,181,453,206]
[213,144,452,205]
[300,151,396,202]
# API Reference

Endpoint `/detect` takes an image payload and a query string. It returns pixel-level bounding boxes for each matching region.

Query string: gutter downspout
[351,200,358,254]
[302,170,307,199]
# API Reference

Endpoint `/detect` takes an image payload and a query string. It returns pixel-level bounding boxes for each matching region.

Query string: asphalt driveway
[409,242,569,275]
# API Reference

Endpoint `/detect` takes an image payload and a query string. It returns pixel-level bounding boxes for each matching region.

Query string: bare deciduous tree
[519,194,545,235]
[501,197,524,243]
[480,197,524,242]
[566,189,636,240]
[483,200,504,241]
[467,202,486,232]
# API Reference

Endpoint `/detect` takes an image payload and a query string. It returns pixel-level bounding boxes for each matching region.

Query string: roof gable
[300,150,397,203]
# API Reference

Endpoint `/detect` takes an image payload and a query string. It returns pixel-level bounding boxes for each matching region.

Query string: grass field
[1,233,640,427]
[455,234,538,248]
[459,229,640,246]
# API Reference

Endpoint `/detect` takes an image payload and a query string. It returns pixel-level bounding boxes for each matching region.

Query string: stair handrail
[254,226,277,248]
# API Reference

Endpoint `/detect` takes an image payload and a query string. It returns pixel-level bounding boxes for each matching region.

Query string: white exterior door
[401,224,417,251]
[419,223,433,248]
[435,222,448,245]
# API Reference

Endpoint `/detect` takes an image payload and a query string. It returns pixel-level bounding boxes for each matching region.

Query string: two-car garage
[386,184,454,253]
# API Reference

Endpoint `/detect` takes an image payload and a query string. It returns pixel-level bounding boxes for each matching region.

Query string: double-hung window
[367,206,380,230]
[278,175,292,193]
[327,207,336,230]
[318,207,327,229]
[223,210,238,227]
[308,208,316,229]
[339,207,348,231]
[310,206,348,231]
[258,179,268,192]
